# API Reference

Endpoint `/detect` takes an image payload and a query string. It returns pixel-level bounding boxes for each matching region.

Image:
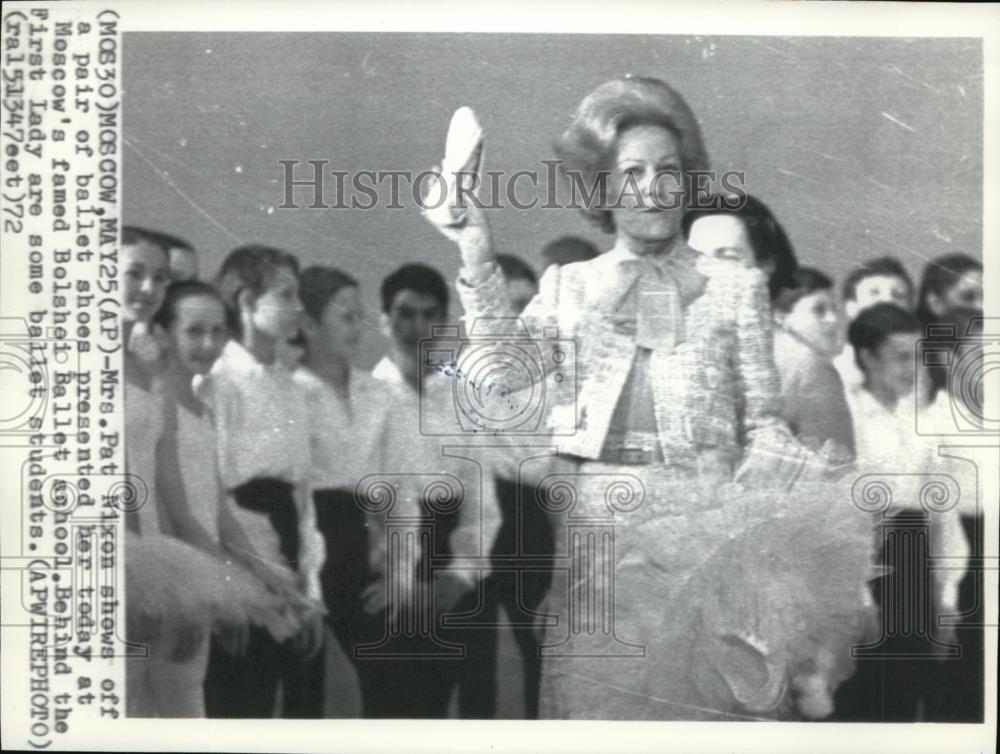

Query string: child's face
[846,274,912,320]
[164,294,228,376]
[123,241,170,324]
[313,286,362,361]
[250,268,303,342]
[864,332,917,400]
[383,290,446,351]
[783,289,841,356]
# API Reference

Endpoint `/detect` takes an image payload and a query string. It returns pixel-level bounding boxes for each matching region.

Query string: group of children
[121,208,984,720]
[686,199,985,722]
[122,226,511,718]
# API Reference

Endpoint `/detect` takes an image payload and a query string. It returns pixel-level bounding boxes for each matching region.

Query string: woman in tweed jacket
[426,77,875,721]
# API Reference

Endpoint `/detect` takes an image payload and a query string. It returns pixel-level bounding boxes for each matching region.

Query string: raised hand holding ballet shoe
[422,106,495,279]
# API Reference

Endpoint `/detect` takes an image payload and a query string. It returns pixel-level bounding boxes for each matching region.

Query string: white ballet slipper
[425,106,484,230]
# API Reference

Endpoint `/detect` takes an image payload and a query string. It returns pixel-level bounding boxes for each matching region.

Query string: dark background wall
[123,33,982,366]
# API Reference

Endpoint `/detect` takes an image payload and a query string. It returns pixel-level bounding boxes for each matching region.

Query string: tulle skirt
[126,532,300,641]
[538,449,879,721]
[125,532,301,717]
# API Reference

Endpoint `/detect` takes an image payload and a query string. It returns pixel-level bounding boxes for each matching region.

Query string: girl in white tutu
[121,225,204,717]
[152,280,307,715]
[124,232,300,717]
[423,78,878,720]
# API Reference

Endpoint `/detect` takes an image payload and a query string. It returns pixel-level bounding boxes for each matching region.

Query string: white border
[2,1,998,752]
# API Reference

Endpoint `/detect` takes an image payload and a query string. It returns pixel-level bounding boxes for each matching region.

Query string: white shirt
[845,383,913,468]
[293,366,391,490]
[833,346,865,393]
[372,355,501,584]
[846,383,970,613]
[198,340,324,600]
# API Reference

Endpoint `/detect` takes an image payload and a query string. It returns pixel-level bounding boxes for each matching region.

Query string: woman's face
[314,285,363,362]
[609,124,685,246]
[164,294,228,376]
[123,240,170,324]
[687,214,755,267]
[249,268,303,342]
[782,289,841,356]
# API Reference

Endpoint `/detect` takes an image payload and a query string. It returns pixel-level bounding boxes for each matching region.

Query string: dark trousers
[334,586,492,719]
[316,487,499,718]
[477,477,555,719]
[316,487,445,718]
[203,627,324,718]
[833,512,984,722]
[204,478,324,718]
[925,513,985,722]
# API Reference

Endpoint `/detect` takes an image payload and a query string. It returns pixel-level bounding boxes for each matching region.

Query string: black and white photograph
[1,2,997,752]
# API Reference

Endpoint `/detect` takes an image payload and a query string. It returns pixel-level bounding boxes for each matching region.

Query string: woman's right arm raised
[422,107,497,285]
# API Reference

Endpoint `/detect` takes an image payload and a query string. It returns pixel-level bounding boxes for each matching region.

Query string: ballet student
[122,225,202,717]
[122,225,173,383]
[122,227,276,717]
[834,302,972,722]
[152,229,199,282]
[832,256,915,390]
[293,265,420,717]
[152,280,307,713]
[199,244,326,718]
[373,262,502,718]
[915,252,983,404]
[843,302,922,462]
[913,253,984,723]
[772,267,855,459]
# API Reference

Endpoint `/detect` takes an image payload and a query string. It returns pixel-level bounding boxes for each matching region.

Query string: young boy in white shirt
[834,257,915,391]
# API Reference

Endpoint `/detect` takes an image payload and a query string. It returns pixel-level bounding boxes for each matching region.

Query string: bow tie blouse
[455,238,784,468]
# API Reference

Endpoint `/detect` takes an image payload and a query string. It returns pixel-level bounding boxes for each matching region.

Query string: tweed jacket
[456,239,785,465]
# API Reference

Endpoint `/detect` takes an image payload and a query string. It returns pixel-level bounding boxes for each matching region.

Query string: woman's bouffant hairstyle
[214,244,300,337]
[298,265,359,322]
[554,76,709,234]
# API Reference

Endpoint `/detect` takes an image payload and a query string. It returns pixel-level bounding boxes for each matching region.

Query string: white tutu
[126,532,301,643]
[539,427,880,720]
